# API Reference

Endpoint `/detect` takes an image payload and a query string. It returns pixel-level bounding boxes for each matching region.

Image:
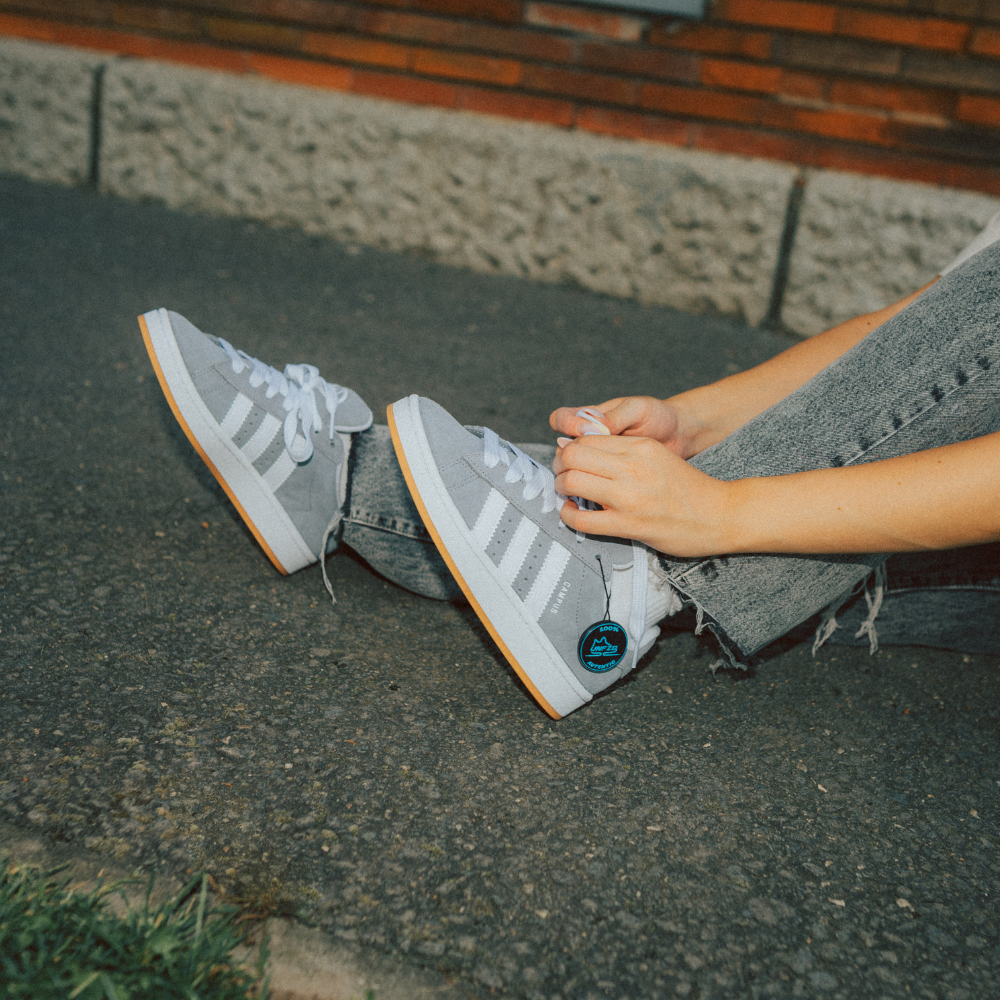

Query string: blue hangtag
[577,621,628,673]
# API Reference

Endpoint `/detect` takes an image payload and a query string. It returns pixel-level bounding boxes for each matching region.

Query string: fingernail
[557,437,572,448]
[576,408,610,435]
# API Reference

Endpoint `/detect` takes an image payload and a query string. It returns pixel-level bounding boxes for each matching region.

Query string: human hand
[552,434,736,557]
[549,396,697,457]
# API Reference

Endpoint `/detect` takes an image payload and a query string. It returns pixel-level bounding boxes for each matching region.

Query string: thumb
[596,397,646,435]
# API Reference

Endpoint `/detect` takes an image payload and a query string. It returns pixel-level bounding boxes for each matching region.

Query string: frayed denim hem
[812,563,888,656]
[655,569,755,675]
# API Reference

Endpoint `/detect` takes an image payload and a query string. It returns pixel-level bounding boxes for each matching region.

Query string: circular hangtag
[577,621,628,673]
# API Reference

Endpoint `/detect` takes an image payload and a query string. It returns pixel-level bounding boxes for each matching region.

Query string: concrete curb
[98,56,793,328]
[785,171,1000,336]
[0,37,103,186]
[2,36,998,336]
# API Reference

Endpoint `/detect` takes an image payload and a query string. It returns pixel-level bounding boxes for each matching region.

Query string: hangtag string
[595,554,611,622]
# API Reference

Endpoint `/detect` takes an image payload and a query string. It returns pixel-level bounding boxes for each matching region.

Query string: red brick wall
[2,0,998,194]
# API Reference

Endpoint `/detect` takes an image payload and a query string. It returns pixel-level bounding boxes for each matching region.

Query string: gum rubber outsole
[139,309,314,576]
[388,395,592,720]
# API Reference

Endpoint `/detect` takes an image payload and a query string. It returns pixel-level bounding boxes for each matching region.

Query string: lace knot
[219,339,348,464]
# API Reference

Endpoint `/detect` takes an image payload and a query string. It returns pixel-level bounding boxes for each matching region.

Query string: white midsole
[144,308,315,574]
[391,394,591,717]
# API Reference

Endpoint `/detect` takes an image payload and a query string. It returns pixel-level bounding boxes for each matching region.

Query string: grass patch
[0,859,267,999]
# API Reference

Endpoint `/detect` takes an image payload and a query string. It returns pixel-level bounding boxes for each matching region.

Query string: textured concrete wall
[783,172,1000,337]
[4,37,1000,337]
[0,37,102,186]
[99,58,795,327]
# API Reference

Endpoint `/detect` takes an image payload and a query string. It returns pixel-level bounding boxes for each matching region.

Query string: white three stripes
[220,392,253,438]
[470,487,569,622]
[242,413,282,464]
[220,392,295,492]
[497,516,538,583]
[470,489,508,551]
[524,543,570,620]
[262,450,296,491]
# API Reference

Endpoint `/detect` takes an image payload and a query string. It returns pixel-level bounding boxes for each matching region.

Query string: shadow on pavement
[1,174,997,999]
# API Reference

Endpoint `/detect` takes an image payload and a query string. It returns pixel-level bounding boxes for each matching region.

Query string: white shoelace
[219,338,348,463]
[482,427,563,513]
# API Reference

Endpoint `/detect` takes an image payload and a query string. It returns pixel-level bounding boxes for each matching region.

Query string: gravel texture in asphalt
[1,175,998,1000]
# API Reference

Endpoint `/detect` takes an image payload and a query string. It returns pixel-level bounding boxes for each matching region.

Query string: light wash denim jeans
[339,242,1000,662]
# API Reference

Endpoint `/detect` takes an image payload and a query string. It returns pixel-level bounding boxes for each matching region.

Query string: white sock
[608,547,683,669]
[646,559,682,629]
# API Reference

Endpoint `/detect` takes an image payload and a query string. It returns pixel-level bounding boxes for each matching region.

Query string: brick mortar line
[8,0,998,33]
[3,6,1000,108]
[0,17,984,110]
[4,3,1000,71]
[3,8,1000,107]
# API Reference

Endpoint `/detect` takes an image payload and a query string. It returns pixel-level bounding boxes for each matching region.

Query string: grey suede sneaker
[140,308,372,576]
[389,395,659,718]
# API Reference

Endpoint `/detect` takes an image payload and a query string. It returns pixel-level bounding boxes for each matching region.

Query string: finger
[553,433,647,476]
[549,403,621,438]
[559,501,628,539]
[597,397,653,436]
[549,406,586,436]
[554,469,619,508]
[591,397,625,415]
[552,436,628,477]
[575,407,611,435]
[563,433,650,459]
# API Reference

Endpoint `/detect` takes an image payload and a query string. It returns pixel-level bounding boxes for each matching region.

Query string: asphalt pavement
[1,173,998,1000]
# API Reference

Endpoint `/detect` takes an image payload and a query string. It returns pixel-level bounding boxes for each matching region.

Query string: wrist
[665,390,726,458]
[721,477,767,553]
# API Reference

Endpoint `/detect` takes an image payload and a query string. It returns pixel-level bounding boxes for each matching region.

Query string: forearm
[671,280,938,456]
[727,431,1000,555]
